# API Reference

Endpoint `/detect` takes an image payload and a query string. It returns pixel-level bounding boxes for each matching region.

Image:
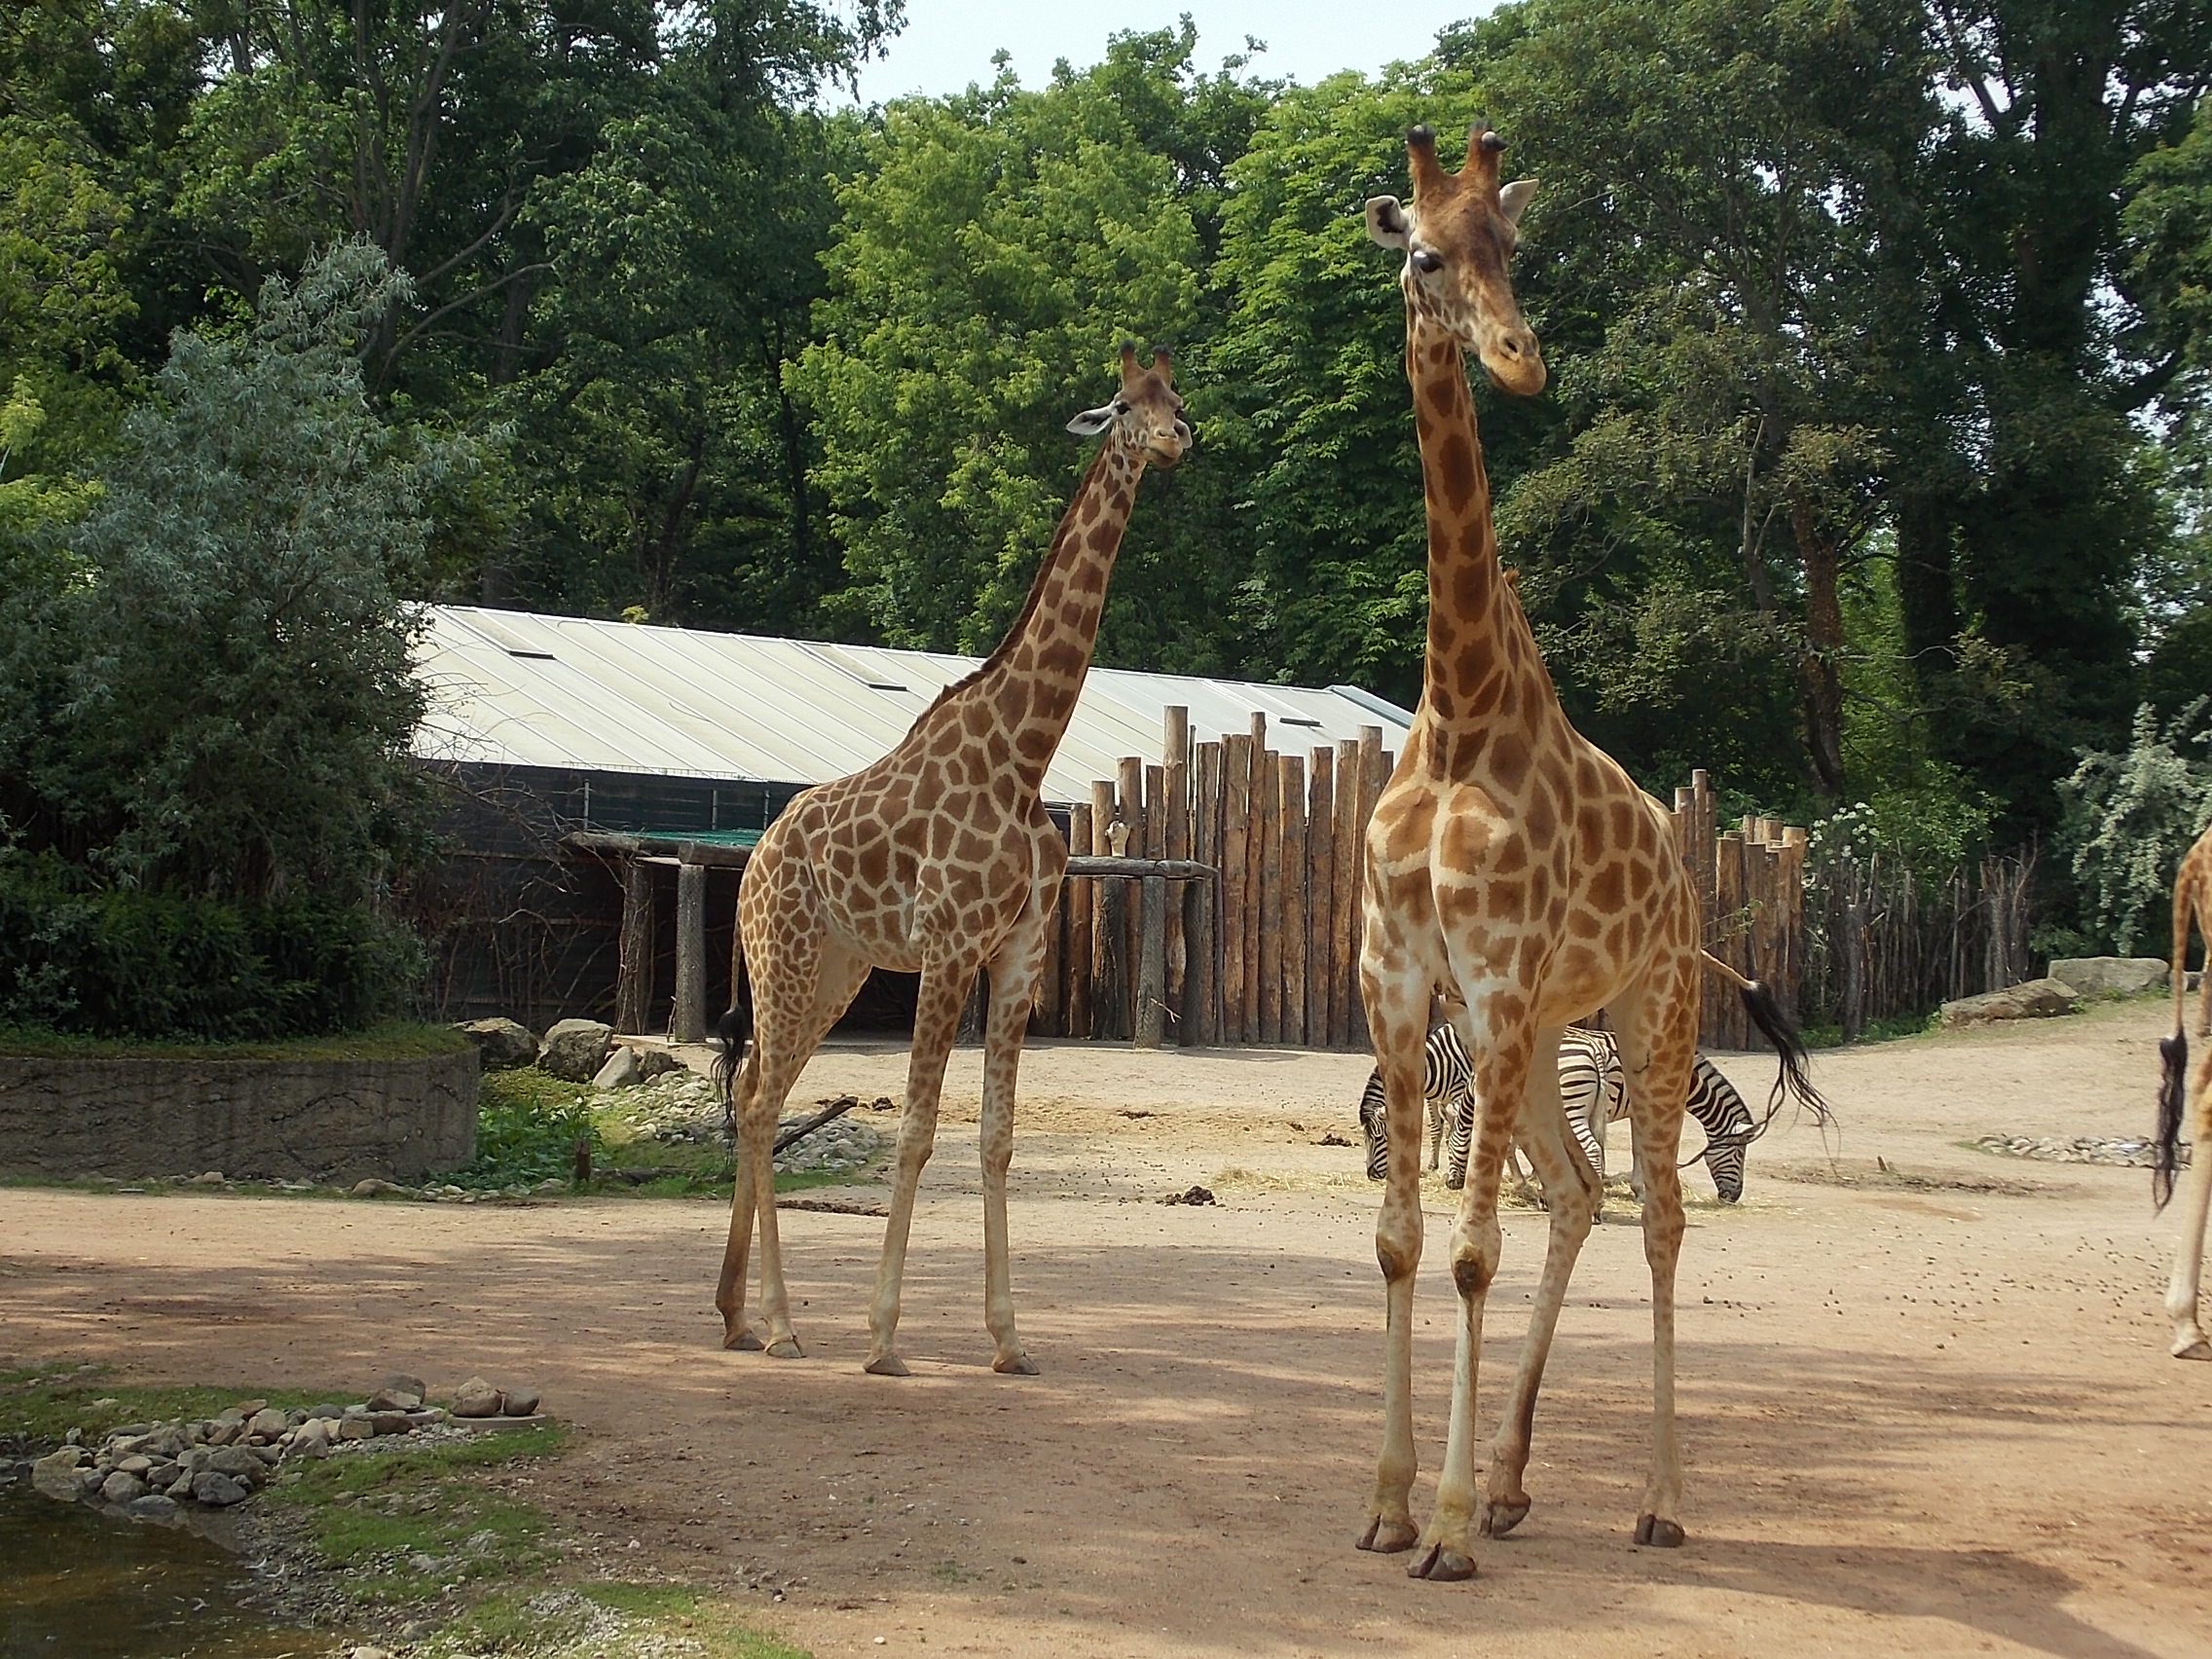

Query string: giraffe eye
[1411,248,1443,275]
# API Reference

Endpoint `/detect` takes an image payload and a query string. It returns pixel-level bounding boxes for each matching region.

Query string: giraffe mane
[917,435,1122,719]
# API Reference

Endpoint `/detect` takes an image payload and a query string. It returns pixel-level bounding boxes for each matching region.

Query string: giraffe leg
[719,936,870,1357]
[2166,1050,2212,1360]
[979,912,1050,1375]
[1356,961,1435,1558]
[865,959,977,1376]
[1409,1001,1531,1583]
[1480,1029,1595,1539]
[1617,976,1697,1545]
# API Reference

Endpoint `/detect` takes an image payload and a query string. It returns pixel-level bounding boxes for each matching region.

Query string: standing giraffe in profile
[2155,824,2212,1360]
[715,347,1189,1377]
[1354,123,1816,1581]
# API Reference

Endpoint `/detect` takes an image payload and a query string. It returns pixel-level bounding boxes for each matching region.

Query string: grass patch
[445,1582,811,1657]
[0,1363,328,1452]
[0,1020,471,1061]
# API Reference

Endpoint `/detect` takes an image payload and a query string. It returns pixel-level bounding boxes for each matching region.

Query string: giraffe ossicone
[713,346,1189,1377]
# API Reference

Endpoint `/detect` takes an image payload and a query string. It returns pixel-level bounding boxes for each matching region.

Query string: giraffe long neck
[1405,299,1560,747]
[952,437,1145,794]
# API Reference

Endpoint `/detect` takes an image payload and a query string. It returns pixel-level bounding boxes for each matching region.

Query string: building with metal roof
[414,605,1413,808]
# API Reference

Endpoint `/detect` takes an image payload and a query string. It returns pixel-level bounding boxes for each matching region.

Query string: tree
[3,242,451,903]
[792,61,1204,654]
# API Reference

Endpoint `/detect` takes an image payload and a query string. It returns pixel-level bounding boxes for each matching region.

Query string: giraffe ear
[1365,195,1410,249]
[1499,178,1538,226]
[1065,402,1119,437]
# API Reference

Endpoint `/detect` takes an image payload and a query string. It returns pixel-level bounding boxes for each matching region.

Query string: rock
[540,1018,614,1083]
[2045,956,2168,996]
[451,1377,503,1418]
[350,1178,410,1198]
[127,1493,180,1522]
[337,1417,375,1441]
[1161,1184,1217,1206]
[245,1407,290,1441]
[635,1047,682,1080]
[533,1178,566,1195]
[498,1386,540,1418]
[367,1376,424,1412]
[190,1170,226,1186]
[455,1016,539,1070]
[31,1448,86,1501]
[368,1411,415,1436]
[289,1421,332,1459]
[205,1448,263,1485]
[592,1046,644,1090]
[1937,977,2082,1027]
[100,1471,149,1504]
[307,1402,349,1422]
[191,1471,250,1507]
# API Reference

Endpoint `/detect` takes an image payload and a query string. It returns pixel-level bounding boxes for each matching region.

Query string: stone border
[0,1051,478,1184]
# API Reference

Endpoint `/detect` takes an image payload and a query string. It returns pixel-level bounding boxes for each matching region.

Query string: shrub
[2056,699,2212,954]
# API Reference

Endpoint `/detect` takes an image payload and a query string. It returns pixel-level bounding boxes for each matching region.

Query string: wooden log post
[615,854,653,1035]
[673,860,708,1043]
[1258,746,1285,1044]
[1136,874,1169,1049]
[1243,715,1268,1042]
[1189,741,1222,1046]
[1307,747,1335,1047]
[1162,708,1191,1034]
[1278,752,1308,1046]
[1222,733,1252,1044]
[1066,801,1094,1042]
[1091,780,1120,1039]
[1779,825,1807,1019]
[1714,829,1747,1049]
[1119,756,1146,1037]
[1333,738,1362,1047]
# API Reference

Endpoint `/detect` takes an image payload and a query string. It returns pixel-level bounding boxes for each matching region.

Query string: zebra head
[1357,1069,1388,1181]
[1690,1055,1757,1203]
[1702,1135,1749,1202]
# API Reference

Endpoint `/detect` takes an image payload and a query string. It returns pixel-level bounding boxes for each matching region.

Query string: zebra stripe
[1358,1025,1757,1201]
[1355,1025,1472,1181]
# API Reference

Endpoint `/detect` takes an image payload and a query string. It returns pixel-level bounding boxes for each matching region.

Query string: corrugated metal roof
[414,606,1414,806]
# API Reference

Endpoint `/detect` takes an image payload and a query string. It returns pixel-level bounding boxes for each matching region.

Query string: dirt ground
[5,998,2210,1658]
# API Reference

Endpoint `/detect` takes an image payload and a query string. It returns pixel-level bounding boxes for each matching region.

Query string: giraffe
[714,346,1189,1377]
[2155,823,2212,1360]
[1353,120,1711,1581]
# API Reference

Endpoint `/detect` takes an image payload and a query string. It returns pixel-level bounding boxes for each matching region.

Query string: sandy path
[4,1000,2209,1657]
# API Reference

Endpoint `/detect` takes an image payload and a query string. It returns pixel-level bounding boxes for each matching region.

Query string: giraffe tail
[1699,950,1833,1133]
[713,1000,754,1140]
[2156,860,2198,1212]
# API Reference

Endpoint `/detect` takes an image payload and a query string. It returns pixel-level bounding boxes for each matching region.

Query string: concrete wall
[0,1051,479,1184]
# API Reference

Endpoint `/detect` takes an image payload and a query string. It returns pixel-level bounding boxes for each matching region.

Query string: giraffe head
[1365,121,1544,396]
[1065,343,1191,469]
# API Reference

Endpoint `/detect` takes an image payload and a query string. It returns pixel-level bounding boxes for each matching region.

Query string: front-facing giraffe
[1354,122,1707,1580]
[716,347,1189,1377]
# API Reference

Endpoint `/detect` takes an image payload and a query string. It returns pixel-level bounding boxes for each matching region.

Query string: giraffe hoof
[2174,1335,2212,1361]
[1635,1514,1685,1548]
[1408,1544,1477,1581]
[863,1354,911,1377]
[992,1353,1041,1376]
[1482,1496,1531,1537]
[765,1337,804,1360]
[1355,1517,1419,1554]
[724,1327,763,1352]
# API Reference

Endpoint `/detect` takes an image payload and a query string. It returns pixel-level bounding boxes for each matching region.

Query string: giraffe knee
[1453,1253,1494,1298]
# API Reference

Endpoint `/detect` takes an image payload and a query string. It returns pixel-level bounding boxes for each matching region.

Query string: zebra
[1355,1024,1761,1202]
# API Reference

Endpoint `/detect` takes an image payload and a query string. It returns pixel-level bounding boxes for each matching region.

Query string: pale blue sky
[839,0,1494,105]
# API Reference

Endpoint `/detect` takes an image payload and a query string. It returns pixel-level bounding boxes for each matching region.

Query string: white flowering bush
[2056,700,2212,954]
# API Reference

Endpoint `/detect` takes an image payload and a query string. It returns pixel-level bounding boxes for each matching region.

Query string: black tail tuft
[1737,979,1833,1133]
[713,1002,753,1135]
[2156,1031,2187,1211]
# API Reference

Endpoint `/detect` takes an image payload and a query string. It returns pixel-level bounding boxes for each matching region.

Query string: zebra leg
[1481,1028,1594,1538]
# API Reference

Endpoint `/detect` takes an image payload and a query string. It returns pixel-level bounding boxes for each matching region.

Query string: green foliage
[2056,700,2212,954]
[793,51,1207,653]
[445,1068,603,1191]
[0,851,423,1040]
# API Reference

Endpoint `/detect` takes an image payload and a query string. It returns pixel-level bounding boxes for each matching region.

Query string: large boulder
[539,1018,613,1083]
[1938,977,2082,1027]
[592,1047,643,1090]
[455,1017,539,1070]
[2045,956,2168,997]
